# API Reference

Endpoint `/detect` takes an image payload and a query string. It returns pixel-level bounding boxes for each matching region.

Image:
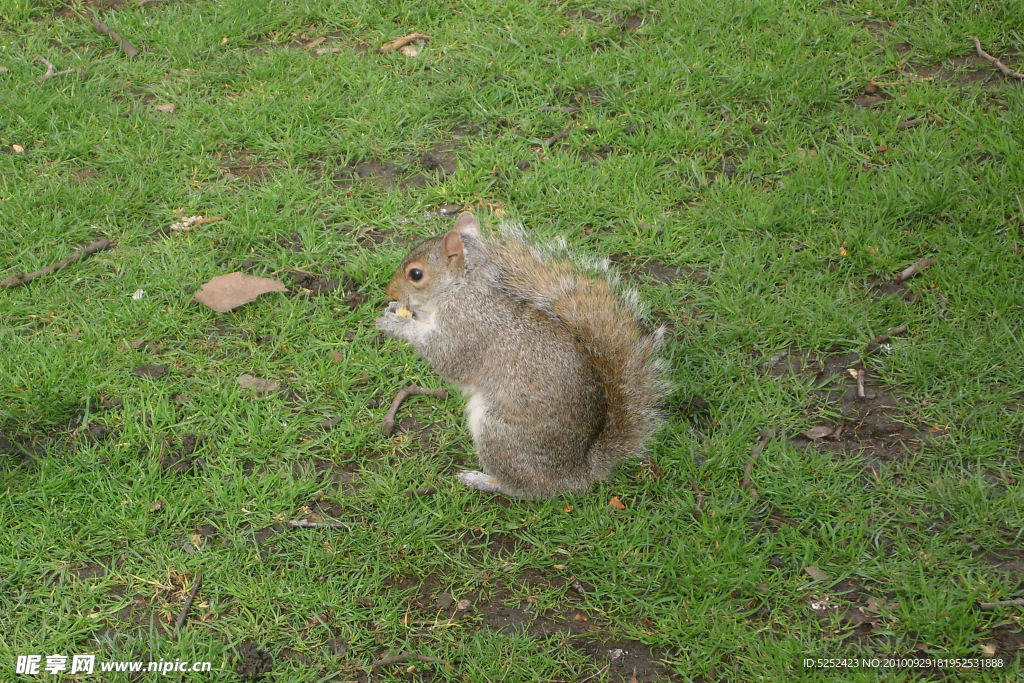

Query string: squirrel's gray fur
[376,212,666,498]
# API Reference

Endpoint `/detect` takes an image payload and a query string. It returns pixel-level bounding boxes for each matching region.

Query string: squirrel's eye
[408,268,424,282]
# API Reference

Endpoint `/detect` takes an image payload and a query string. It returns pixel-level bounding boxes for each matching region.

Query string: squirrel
[376,211,666,498]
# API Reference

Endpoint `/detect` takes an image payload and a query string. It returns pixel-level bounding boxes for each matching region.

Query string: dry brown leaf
[238,374,280,394]
[398,44,419,57]
[609,496,626,510]
[802,425,834,440]
[149,498,165,512]
[154,103,175,113]
[980,643,997,656]
[804,565,829,581]
[194,272,286,312]
[12,143,24,154]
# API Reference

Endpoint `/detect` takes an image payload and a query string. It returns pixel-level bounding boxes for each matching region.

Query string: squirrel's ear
[453,211,480,239]
[441,230,466,270]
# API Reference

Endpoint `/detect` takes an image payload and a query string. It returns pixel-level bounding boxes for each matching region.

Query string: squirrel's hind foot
[456,470,503,493]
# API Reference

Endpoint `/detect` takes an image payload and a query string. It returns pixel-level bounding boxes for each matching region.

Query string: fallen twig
[287,519,346,529]
[382,385,449,436]
[404,485,438,497]
[897,117,927,130]
[379,32,430,53]
[370,652,450,668]
[1,238,114,288]
[35,54,77,82]
[894,257,937,283]
[741,428,777,500]
[856,369,867,400]
[688,478,705,518]
[977,597,1024,610]
[541,123,572,148]
[173,572,202,637]
[972,36,1024,81]
[90,11,140,58]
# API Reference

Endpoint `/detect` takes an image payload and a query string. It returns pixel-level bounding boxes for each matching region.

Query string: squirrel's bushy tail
[489,235,667,478]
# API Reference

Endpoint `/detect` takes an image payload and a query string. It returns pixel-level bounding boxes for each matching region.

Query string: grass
[1,0,1022,680]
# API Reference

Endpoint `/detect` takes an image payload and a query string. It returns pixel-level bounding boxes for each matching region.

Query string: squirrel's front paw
[376,302,411,337]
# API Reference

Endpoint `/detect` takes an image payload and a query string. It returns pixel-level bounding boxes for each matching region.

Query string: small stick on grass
[977,597,1024,610]
[379,32,430,53]
[894,257,937,283]
[972,37,1024,81]
[35,55,77,82]
[173,572,202,637]
[741,428,778,500]
[1,238,114,288]
[370,652,451,668]
[897,117,928,130]
[688,478,706,518]
[382,386,449,436]
[856,369,868,400]
[287,519,346,529]
[404,485,438,497]
[89,11,140,58]
[542,123,572,148]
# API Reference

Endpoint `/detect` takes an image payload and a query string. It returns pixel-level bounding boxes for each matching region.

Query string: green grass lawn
[2,0,1022,680]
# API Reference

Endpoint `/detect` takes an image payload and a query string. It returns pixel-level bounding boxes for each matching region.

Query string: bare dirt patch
[866,274,921,303]
[330,143,459,191]
[289,269,366,307]
[767,349,931,466]
[385,565,674,681]
[234,639,273,679]
[53,0,125,18]
[217,149,286,183]
[610,255,709,287]
[568,9,649,32]
[159,433,208,474]
[901,52,1017,86]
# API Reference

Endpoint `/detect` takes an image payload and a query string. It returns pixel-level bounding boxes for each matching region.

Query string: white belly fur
[464,394,487,439]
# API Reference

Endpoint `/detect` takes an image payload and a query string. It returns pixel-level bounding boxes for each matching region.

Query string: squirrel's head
[385,212,481,315]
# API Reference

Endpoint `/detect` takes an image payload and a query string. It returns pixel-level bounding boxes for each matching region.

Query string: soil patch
[386,567,673,681]
[289,269,366,307]
[866,274,921,303]
[235,640,274,679]
[54,0,125,18]
[331,142,459,191]
[902,53,1017,86]
[217,149,286,183]
[568,9,648,32]
[767,349,930,466]
[610,255,709,287]
[159,433,208,474]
